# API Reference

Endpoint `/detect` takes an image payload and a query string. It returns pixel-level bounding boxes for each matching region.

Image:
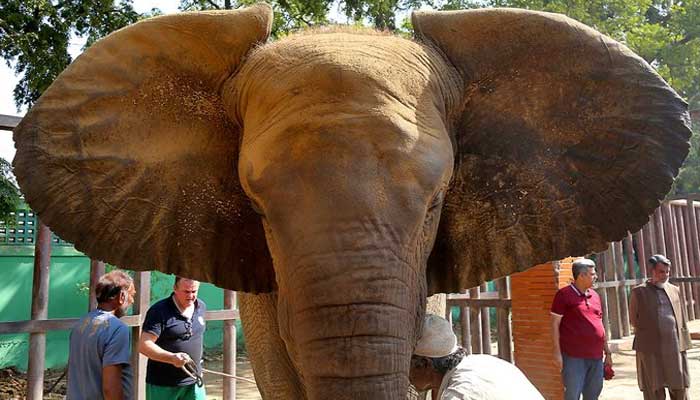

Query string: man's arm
[138,331,189,368]
[551,313,563,369]
[629,288,639,330]
[102,364,124,400]
[603,336,612,366]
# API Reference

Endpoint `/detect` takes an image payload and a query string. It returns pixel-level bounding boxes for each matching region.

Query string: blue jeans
[562,353,603,400]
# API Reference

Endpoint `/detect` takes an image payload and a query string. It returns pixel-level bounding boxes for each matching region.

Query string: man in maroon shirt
[551,258,612,400]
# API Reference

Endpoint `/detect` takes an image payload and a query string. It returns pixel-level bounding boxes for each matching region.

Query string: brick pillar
[511,259,574,400]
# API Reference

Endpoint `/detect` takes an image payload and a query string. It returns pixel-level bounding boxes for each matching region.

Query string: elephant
[12,4,691,399]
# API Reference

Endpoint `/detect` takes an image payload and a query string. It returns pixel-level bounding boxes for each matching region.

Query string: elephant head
[13,4,691,399]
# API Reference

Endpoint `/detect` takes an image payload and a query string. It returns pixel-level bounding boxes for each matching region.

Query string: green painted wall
[0,245,243,371]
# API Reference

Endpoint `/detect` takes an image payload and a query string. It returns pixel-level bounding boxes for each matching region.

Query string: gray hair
[410,348,467,375]
[572,258,595,279]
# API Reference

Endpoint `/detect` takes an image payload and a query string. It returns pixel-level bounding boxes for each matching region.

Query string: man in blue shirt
[139,276,207,400]
[67,270,136,400]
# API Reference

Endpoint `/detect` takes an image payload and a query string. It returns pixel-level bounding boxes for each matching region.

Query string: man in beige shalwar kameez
[630,254,692,400]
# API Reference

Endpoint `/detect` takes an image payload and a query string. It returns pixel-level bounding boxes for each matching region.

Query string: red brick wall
[511,260,574,400]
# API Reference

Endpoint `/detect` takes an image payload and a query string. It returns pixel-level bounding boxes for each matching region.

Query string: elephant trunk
[278,249,425,400]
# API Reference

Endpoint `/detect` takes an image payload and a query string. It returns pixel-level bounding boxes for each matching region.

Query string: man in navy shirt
[551,258,612,400]
[139,276,207,400]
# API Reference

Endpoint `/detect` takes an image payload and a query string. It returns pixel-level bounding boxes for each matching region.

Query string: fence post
[27,223,51,400]
[624,233,637,280]
[131,272,150,400]
[602,246,621,339]
[613,241,630,337]
[223,290,237,400]
[634,228,647,279]
[654,208,667,255]
[596,251,611,341]
[643,220,656,273]
[480,283,492,355]
[496,277,512,362]
[469,287,482,354]
[459,289,471,354]
[88,260,106,311]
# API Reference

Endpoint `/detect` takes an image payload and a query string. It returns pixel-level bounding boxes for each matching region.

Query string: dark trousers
[562,353,604,400]
[643,388,687,400]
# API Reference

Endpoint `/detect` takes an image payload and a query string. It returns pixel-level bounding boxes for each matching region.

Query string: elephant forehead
[225,32,450,123]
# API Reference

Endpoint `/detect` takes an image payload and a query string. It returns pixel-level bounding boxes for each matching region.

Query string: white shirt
[438,355,544,400]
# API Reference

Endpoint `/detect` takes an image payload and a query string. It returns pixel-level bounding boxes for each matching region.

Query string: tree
[0,0,145,110]
[178,0,427,34]
[0,158,20,223]
[180,0,333,36]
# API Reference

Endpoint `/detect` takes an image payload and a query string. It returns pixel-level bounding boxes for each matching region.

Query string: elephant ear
[412,8,692,293]
[13,5,276,293]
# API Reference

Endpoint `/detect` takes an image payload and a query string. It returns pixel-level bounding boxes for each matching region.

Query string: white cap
[414,314,459,358]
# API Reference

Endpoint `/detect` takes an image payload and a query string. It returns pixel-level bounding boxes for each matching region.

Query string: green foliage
[0,158,20,225]
[179,0,332,37]
[0,0,145,110]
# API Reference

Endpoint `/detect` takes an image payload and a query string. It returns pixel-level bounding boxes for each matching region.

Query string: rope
[201,367,257,384]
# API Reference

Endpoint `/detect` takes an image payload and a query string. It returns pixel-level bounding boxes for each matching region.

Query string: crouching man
[409,314,543,400]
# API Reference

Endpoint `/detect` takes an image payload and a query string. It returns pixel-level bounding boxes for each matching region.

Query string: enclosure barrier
[445,197,700,364]
[0,225,241,400]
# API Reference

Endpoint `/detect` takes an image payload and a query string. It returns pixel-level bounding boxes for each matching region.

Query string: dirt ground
[600,319,700,399]
[0,367,66,399]
[203,354,261,400]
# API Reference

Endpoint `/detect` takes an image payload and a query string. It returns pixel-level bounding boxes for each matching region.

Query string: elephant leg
[239,292,307,400]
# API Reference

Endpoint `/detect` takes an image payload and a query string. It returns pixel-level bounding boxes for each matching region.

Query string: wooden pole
[634,227,647,280]
[595,252,611,342]
[625,233,637,280]
[223,290,237,400]
[131,272,150,400]
[480,284,492,355]
[88,260,106,311]
[459,289,471,354]
[613,241,630,337]
[27,223,51,400]
[469,287,482,354]
[654,207,667,255]
[495,277,512,362]
[643,219,656,274]
[603,246,621,339]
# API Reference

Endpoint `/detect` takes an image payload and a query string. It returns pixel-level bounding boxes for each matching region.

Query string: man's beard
[654,279,669,288]
[114,305,128,318]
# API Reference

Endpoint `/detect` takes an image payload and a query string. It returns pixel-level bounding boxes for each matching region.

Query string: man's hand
[553,350,562,370]
[604,353,612,367]
[140,332,191,369]
[170,352,191,368]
